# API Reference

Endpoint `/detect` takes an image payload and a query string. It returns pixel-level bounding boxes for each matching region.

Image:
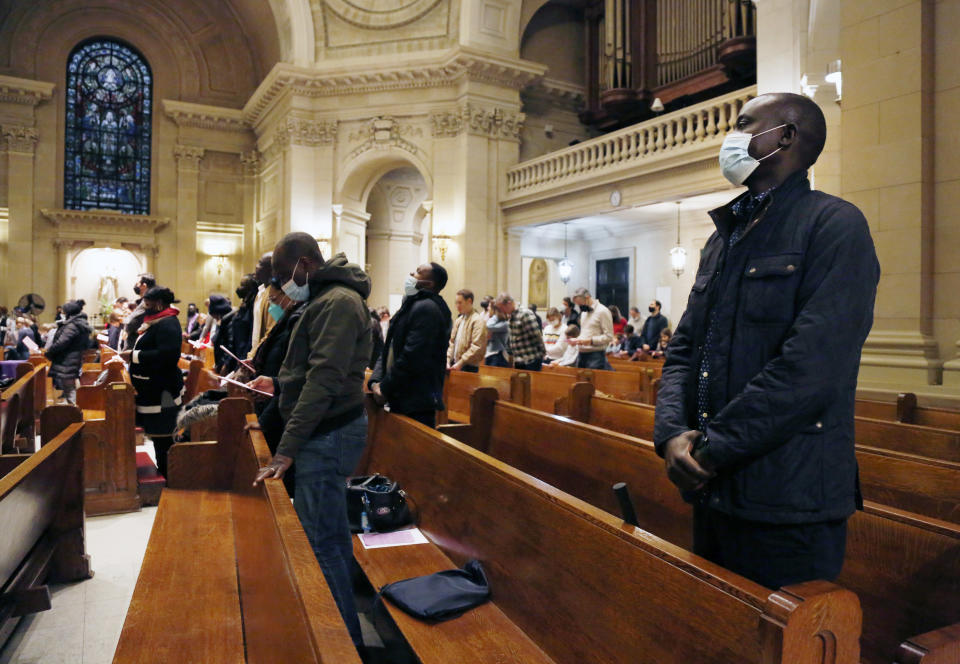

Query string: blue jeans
[578,351,612,371]
[294,412,368,648]
[485,351,509,367]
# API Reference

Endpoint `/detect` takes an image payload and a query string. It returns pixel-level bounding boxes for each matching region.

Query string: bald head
[739,93,827,170]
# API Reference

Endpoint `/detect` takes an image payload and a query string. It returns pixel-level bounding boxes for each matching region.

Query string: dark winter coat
[654,171,880,524]
[130,314,184,409]
[369,289,452,416]
[47,313,93,384]
[275,254,372,459]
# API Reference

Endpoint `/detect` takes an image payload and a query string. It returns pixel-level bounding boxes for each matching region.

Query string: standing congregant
[654,92,880,589]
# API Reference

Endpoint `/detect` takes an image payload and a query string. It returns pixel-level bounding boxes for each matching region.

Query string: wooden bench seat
[352,535,554,664]
[445,389,959,664]
[439,369,516,423]
[358,402,861,664]
[114,398,361,664]
[0,419,90,648]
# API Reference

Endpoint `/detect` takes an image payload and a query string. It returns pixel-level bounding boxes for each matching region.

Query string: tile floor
[0,505,157,664]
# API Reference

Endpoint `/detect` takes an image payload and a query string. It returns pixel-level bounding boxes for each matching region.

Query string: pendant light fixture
[669,201,686,278]
[558,222,574,284]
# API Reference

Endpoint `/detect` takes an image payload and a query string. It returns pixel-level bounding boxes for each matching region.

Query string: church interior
[0,0,958,662]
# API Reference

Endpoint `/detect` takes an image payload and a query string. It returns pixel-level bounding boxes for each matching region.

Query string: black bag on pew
[379,559,491,622]
[346,474,413,533]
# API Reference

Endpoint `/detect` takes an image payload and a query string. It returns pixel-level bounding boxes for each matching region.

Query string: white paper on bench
[358,528,429,549]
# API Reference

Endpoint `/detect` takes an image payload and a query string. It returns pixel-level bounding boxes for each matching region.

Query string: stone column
[241,150,260,262]
[3,125,38,303]
[336,207,369,266]
[52,239,70,307]
[173,144,204,306]
[840,0,939,388]
[277,116,338,239]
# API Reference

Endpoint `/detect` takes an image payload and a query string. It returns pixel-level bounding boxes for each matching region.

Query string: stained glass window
[65,39,152,215]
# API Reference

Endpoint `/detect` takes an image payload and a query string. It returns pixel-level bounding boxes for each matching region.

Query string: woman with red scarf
[120,286,184,479]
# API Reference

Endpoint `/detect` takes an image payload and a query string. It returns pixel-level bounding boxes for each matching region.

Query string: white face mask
[718,124,787,185]
[282,258,310,302]
[403,274,419,297]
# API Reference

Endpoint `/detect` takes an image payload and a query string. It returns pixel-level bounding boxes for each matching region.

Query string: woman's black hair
[142,286,178,306]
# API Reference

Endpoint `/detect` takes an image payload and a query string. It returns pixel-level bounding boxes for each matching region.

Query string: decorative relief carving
[346,117,422,159]
[240,150,261,176]
[173,144,205,170]
[429,104,524,139]
[276,116,339,147]
[2,125,39,154]
[324,0,443,29]
[41,208,171,232]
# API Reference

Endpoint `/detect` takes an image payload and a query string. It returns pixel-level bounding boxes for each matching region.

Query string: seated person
[544,324,580,368]
[542,307,565,362]
[648,328,672,359]
[612,325,644,358]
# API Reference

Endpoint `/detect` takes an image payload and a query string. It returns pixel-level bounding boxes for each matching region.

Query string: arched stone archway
[336,150,433,310]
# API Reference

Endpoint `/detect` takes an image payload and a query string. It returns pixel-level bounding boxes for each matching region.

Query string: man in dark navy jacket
[369,262,452,428]
[654,93,880,589]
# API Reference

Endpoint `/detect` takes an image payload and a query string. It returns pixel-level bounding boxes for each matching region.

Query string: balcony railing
[505,86,754,197]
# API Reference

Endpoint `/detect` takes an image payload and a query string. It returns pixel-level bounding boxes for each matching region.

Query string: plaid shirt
[508,307,545,365]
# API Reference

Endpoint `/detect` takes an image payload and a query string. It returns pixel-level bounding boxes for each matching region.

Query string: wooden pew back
[1,364,41,450]
[441,369,513,423]
[0,420,90,646]
[462,392,959,664]
[365,407,861,664]
[856,392,960,431]
[116,399,360,663]
[854,416,960,463]
[479,365,575,413]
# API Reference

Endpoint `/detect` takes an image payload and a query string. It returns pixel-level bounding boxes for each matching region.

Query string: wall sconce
[825,59,842,102]
[213,255,228,275]
[432,235,452,262]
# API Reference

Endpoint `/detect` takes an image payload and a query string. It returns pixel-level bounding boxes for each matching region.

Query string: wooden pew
[0,420,91,647]
[439,369,517,423]
[854,416,960,463]
[115,398,361,664]
[479,364,576,413]
[0,363,44,453]
[74,361,140,516]
[856,392,960,431]
[356,404,862,664]
[557,384,960,524]
[446,389,959,664]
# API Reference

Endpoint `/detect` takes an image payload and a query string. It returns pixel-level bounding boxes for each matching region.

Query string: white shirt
[578,301,614,353]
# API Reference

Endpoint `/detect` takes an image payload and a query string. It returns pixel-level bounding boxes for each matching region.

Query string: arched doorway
[69,247,146,325]
[364,167,429,312]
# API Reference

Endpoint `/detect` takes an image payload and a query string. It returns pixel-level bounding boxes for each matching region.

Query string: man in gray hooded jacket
[251,232,372,651]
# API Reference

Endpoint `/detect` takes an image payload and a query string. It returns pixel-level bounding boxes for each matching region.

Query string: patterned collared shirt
[508,307,546,365]
[696,184,777,433]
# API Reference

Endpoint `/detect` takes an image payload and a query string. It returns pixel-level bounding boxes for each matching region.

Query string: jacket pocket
[741,422,824,511]
[740,253,802,325]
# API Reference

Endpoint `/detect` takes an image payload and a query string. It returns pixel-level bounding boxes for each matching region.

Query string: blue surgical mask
[718,124,786,185]
[403,274,419,297]
[282,258,310,302]
[268,302,285,322]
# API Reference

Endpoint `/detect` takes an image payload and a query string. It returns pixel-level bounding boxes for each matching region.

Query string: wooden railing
[506,86,753,196]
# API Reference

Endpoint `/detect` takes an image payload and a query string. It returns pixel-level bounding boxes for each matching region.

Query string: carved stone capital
[346,116,422,160]
[2,124,39,154]
[430,104,524,140]
[240,150,261,176]
[276,117,338,147]
[162,100,248,132]
[0,75,54,107]
[173,144,205,170]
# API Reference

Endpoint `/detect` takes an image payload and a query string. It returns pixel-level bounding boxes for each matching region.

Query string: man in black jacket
[369,262,452,428]
[654,93,880,589]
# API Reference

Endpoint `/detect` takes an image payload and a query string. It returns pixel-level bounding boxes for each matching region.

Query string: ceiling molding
[0,75,55,106]
[162,100,248,132]
[244,47,546,128]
